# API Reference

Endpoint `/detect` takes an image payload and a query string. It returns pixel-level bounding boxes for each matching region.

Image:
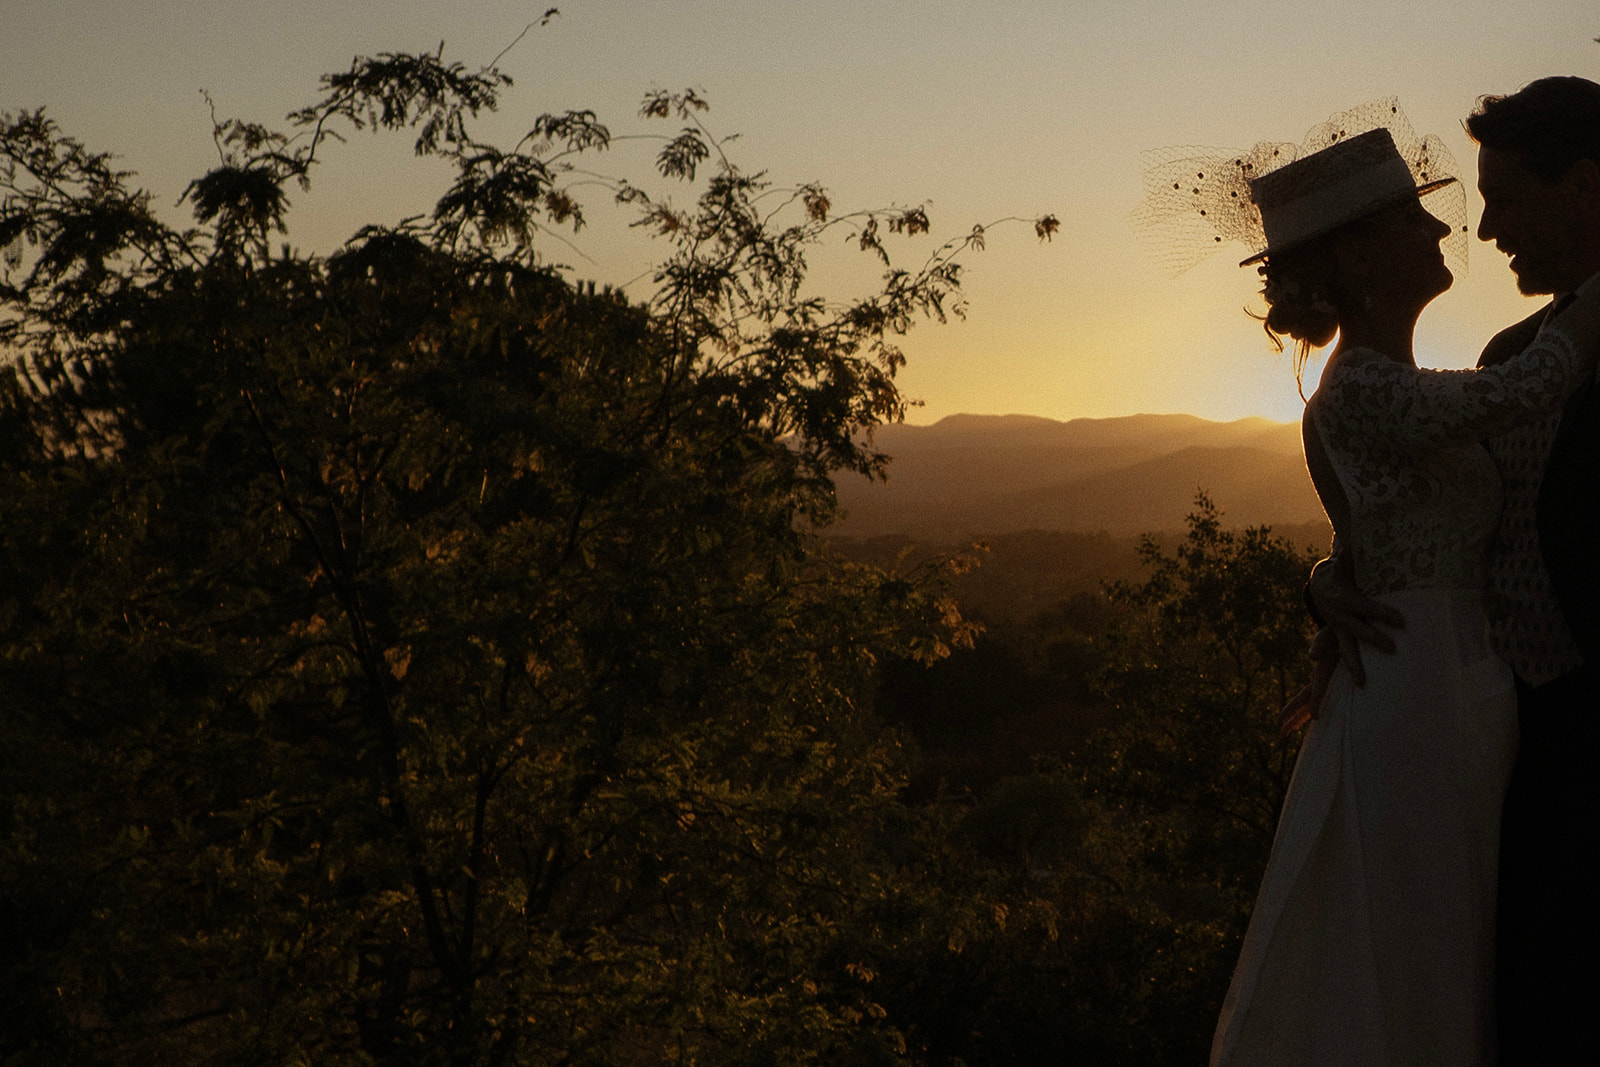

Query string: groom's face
[1477,146,1585,295]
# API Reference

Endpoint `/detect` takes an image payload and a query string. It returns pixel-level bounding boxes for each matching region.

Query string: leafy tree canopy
[0,32,1054,1066]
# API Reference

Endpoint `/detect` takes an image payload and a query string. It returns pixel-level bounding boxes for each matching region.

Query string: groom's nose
[1477,201,1504,244]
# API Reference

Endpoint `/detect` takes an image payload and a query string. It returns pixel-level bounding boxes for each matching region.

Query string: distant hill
[833,412,1331,540]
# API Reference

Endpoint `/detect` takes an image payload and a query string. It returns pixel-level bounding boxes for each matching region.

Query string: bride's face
[1352,195,1455,307]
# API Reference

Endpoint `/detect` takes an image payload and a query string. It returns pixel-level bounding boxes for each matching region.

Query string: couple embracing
[1145,77,1600,1065]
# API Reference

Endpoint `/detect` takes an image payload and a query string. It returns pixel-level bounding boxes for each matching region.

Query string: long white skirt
[1211,588,1518,1066]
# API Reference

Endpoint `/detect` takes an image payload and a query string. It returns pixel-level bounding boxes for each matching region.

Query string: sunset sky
[6,0,1597,425]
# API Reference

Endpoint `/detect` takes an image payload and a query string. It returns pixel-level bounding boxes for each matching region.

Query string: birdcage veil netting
[1129,99,1469,276]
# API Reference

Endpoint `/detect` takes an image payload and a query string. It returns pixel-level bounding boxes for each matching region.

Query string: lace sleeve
[1317,327,1591,453]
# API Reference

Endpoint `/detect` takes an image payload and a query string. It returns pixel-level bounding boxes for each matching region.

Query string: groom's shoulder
[1477,308,1551,368]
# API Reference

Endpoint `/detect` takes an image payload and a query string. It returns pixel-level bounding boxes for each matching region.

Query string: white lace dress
[1211,328,1592,1067]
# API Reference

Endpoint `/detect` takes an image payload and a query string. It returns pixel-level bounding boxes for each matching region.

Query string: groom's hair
[1467,76,1600,181]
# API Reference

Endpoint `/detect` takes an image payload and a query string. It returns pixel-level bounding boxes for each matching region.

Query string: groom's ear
[1567,159,1600,231]
[1564,159,1600,202]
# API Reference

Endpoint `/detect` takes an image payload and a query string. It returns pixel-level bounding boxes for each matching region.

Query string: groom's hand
[1307,554,1404,686]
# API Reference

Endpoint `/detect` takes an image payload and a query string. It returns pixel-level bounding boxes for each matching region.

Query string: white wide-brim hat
[1244,127,1455,265]
[1130,99,1468,275]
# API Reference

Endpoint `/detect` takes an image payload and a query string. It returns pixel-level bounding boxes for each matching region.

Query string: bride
[1138,103,1600,1064]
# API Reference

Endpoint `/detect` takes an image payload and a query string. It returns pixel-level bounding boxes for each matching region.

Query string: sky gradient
[6,0,1598,424]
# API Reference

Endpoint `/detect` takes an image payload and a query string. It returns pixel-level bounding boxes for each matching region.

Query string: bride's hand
[1279,627,1339,736]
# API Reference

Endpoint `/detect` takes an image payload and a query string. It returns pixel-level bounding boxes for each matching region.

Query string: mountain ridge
[836,412,1329,540]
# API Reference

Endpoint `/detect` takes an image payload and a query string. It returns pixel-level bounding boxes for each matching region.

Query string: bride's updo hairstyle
[1131,100,1468,388]
[1256,238,1342,374]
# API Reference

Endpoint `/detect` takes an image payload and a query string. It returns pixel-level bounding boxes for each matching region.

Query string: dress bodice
[1304,331,1589,597]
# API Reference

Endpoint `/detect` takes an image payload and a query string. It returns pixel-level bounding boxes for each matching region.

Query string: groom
[1312,76,1600,1062]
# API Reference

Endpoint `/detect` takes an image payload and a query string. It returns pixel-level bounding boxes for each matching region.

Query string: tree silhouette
[0,39,1057,1065]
